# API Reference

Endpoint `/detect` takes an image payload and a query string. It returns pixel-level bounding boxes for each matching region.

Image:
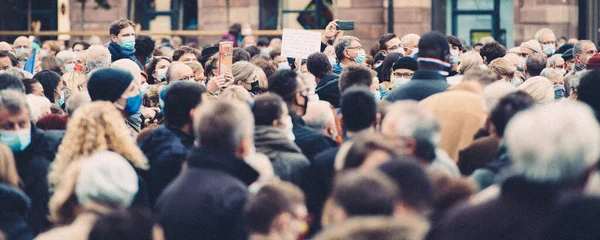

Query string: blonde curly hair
[49,101,148,187]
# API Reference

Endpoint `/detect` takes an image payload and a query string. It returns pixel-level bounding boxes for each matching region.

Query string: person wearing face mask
[145,56,171,84]
[108,19,142,69]
[389,57,418,90]
[540,68,566,99]
[33,70,65,107]
[447,35,463,76]
[12,36,32,56]
[535,28,557,57]
[307,52,341,108]
[400,33,421,57]
[232,61,260,95]
[252,93,309,183]
[87,68,143,134]
[0,88,64,235]
[332,36,366,74]
[546,54,567,76]
[385,31,452,102]
[245,182,309,240]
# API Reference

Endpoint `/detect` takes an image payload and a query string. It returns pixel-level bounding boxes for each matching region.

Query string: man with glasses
[332,36,366,74]
[389,56,418,90]
[535,28,557,57]
[165,62,195,83]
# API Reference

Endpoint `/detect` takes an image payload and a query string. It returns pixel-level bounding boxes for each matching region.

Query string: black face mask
[250,81,259,92]
[295,94,309,116]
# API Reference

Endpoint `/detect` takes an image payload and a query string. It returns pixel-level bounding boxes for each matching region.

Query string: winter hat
[76,151,139,207]
[393,57,419,71]
[374,52,385,62]
[586,53,600,69]
[561,48,574,61]
[520,40,542,54]
[87,68,133,102]
[556,43,574,55]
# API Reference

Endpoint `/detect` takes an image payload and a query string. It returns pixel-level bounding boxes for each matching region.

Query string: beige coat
[35,202,112,240]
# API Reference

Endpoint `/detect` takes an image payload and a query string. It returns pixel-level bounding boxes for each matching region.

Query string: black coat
[291,113,335,162]
[303,147,339,237]
[139,124,194,205]
[156,147,259,240]
[0,183,33,240]
[254,126,309,183]
[384,70,449,102]
[13,126,63,234]
[315,73,341,108]
[429,176,565,240]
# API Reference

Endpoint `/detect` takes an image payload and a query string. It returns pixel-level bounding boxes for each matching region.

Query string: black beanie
[87,68,133,102]
[393,57,419,71]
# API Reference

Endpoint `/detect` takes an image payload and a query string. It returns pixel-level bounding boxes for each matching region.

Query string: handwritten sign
[281,29,322,59]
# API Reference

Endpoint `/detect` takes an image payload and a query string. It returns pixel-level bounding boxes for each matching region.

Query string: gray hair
[534,28,555,43]
[25,94,51,122]
[574,40,593,55]
[0,89,28,115]
[165,62,188,83]
[334,36,359,63]
[66,91,92,116]
[85,45,111,72]
[540,68,563,84]
[387,100,440,146]
[566,70,587,91]
[483,80,515,113]
[546,54,563,68]
[517,76,554,103]
[193,99,254,152]
[56,50,76,66]
[505,101,600,185]
[303,100,334,130]
[2,67,26,80]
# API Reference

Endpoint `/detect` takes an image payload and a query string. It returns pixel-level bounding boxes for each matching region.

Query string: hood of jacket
[254,126,303,159]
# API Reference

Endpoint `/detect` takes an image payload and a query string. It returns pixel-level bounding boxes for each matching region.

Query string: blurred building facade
[0,0,597,49]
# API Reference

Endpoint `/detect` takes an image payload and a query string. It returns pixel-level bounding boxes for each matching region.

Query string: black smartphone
[336,20,355,30]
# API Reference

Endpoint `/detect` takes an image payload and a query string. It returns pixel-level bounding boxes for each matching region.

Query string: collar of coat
[186,147,259,186]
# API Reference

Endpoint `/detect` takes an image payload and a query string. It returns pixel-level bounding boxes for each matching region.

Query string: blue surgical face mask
[0,128,32,152]
[55,89,65,107]
[115,93,143,116]
[15,48,29,55]
[354,50,366,63]
[372,90,381,102]
[554,84,565,99]
[40,50,49,57]
[450,50,459,65]
[393,77,410,89]
[121,36,136,51]
[64,63,75,73]
[145,56,151,65]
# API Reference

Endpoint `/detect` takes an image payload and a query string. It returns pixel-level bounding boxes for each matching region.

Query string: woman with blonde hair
[488,58,517,82]
[48,101,148,223]
[220,85,253,104]
[61,72,87,100]
[448,51,483,85]
[517,76,555,103]
[0,144,33,240]
[232,61,259,95]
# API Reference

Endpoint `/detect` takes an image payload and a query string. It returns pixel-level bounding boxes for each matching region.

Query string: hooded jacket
[0,184,33,240]
[156,147,259,240]
[254,126,310,182]
[315,73,341,108]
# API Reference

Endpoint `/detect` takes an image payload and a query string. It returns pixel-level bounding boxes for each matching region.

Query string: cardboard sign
[281,29,322,59]
[218,41,233,76]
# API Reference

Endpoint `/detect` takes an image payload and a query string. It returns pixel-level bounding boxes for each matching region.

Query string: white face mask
[278,62,291,71]
[519,57,527,68]
[308,93,319,102]
[283,115,295,141]
[156,68,167,81]
[392,77,410,88]
[410,48,419,57]
[558,68,567,76]
[391,48,405,56]
[543,44,555,55]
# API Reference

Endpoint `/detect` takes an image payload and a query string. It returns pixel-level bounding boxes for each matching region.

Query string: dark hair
[577,69,600,118]
[447,35,463,51]
[269,49,281,61]
[418,31,450,60]
[0,51,18,67]
[307,52,331,79]
[490,91,535,137]
[244,45,260,59]
[134,35,155,58]
[341,87,377,132]
[251,58,277,79]
[89,208,156,240]
[36,114,68,130]
[172,46,200,62]
[268,70,299,102]
[71,41,90,50]
[109,19,135,36]
[473,43,484,48]
[0,73,25,92]
[525,52,547,77]
[339,64,374,93]
[204,56,219,78]
[332,170,399,217]
[233,48,251,63]
[380,52,403,82]
[342,133,396,170]
[378,158,436,214]
[229,23,242,36]
[252,93,285,126]
[379,33,397,51]
[164,81,206,128]
[33,70,61,103]
[22,78,39,95]
[480,42,506,64]
[144,56,171,84]
[244,182,305,234]
[257,37,270,47]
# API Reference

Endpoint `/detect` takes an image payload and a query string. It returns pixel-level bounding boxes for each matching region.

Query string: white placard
[57,0,71,40]
[281,29,322,59]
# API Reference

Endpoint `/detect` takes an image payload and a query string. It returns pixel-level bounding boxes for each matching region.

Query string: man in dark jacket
[156,100,259,240]
[139,82,206,204]
[307,52,341,108]
[0,183,33,240]
[108,19,142,69]
[268,70,334,162]
[432,102,600,240]
[0,89,63,234]
[385,31,451,102]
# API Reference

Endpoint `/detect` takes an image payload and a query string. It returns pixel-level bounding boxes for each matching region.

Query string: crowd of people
[1,18,600,240]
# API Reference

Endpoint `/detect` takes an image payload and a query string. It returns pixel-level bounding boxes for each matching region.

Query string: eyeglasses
[345,46,363,51]
[393,72,413,78]
[176,75,195,82]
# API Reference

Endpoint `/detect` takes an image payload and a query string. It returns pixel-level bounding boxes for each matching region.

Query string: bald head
[0,42,12,52]
[12,36,31,54]
[166,62,194,83]
[111,59,142,86]
[303,100,336,138]
[401,34,421,56]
